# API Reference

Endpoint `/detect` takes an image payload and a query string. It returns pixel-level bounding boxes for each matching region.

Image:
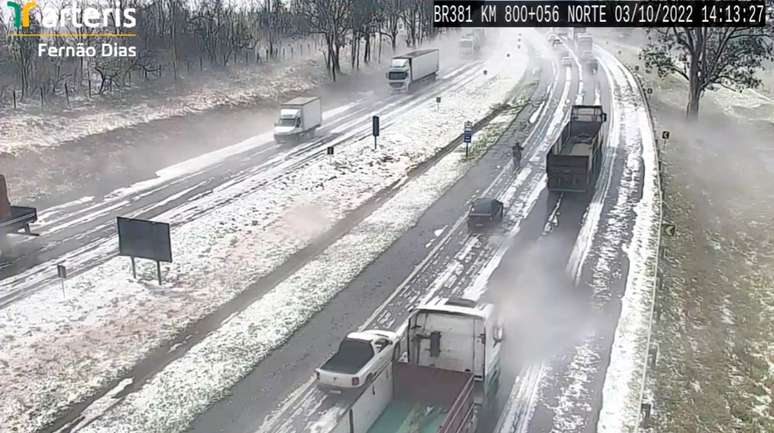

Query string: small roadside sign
[464,121,473,158]
[647,88,654,95]
[463,122,473,144]
[662,130,670,140]
[663,223,676,237]
[327,146,334,155]
[57,264,67,297]
[372,115,380,150]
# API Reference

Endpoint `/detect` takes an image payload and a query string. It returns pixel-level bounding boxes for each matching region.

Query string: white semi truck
[386,49,440,92]
[319,297,504,433]
[273,96,322,144]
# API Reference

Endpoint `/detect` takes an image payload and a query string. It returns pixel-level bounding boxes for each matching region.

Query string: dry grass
[596,32,774,433]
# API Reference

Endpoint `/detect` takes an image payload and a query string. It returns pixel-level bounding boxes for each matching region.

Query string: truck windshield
[460,40,473,48]
[388,71,407,80]
[322,339,374,373]
[277,117,298,127]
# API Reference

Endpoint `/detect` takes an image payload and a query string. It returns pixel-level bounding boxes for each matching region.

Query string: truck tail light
[351,377,360,386]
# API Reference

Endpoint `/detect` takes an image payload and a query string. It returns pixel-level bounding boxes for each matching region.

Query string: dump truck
[387,49,440,92]
[273,96,322,144]
[321,297,504,433]
[0,175,38,254]
[546,105,607,195]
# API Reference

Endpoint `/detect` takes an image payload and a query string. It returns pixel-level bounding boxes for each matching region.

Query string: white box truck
[273,96,322,144]
[387,49,440,92]
[317,297,504,433]
[459,29,486,56]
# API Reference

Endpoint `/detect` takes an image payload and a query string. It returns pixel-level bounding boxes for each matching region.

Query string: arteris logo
[6,0,136,32]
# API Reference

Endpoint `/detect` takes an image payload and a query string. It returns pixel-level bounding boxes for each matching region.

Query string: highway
[3,29,658,433]
[0,52,491,308]
[184,31,614,433]
[186,33,656,433]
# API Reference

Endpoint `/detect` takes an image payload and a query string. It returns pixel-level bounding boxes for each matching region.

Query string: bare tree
[293,0,351,81]
[641,13,774,119]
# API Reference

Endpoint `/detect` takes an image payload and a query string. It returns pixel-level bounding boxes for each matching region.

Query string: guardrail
[628,58,663,433]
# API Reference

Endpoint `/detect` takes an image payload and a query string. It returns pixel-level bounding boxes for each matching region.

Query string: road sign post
[436,96,441,111]
[463,121,473,158]
[57,264,67,297]
[661,130,671,150]
[372,115,380,150]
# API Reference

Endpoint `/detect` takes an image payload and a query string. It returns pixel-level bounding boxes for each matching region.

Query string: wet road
[184,31,604,433]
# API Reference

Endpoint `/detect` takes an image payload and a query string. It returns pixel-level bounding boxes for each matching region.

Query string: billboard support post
[157,261,162,285]
[131,257,137,279]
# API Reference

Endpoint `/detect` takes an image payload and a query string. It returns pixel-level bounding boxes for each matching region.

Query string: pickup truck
[317,297,504,433]
[317,330,401,391]
[0,174,37,254]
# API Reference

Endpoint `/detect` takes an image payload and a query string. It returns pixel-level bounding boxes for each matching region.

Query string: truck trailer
[575,34,597,73]
[273,96,322,144]
[0,175,38,254]
[546,105,607,195]
[321,298,503,433]
[387,49,440,92]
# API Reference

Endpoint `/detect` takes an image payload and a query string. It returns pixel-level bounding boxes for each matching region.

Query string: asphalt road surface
[184,33,613,433]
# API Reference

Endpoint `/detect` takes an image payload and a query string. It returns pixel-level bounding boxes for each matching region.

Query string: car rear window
[322,339,374,374]
[471,201,492,214]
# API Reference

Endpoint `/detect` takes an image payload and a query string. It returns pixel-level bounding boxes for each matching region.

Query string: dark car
[467,198,504,231]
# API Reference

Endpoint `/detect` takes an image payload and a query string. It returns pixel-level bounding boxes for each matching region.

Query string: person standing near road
[512,142,523,168]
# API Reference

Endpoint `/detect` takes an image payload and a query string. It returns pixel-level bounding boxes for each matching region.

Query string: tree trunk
[685,31,703,121]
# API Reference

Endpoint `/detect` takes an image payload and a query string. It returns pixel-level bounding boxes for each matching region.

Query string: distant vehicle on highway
[467,198,504,231]
[561,56,573,67]
[386,49,440,92]
[0,174,37,255]
[316,330,400,392]
[273,96,322,144]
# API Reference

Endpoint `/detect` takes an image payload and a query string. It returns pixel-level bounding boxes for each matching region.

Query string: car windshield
[321,339,374,374]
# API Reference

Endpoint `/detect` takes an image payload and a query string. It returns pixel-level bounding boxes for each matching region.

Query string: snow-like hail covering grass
[76,105,523,433]
[0,58,324,156]
[0,45,530,433]
[595,49,661,433]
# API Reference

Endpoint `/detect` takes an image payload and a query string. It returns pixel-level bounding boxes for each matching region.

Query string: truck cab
[387,58,412,91]
[406,297,503,395]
